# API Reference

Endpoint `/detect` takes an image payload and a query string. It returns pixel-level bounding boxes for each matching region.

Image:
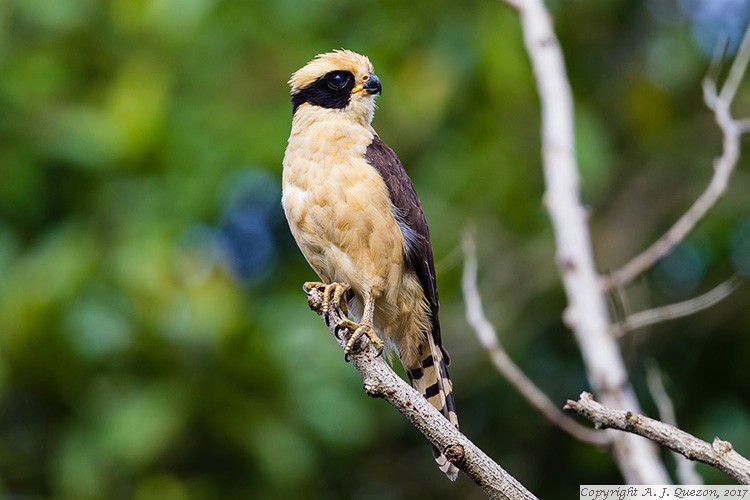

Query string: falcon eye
[327,71,351,90]
[291,70,355,112]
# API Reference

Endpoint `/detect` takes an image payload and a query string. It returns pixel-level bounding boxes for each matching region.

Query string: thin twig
[499,0,669,483]
[304,286,538,500]
[565,392,750,484]
[461,230,612,446]
[603,24,750,291]
[610,276,743,338]
[645,362,703,485]
[719,26,750,104]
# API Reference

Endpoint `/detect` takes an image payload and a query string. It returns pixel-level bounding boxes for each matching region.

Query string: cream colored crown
[289,49,374,94]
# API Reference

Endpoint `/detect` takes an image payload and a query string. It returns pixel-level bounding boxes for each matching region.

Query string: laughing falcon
[282,50,458,480]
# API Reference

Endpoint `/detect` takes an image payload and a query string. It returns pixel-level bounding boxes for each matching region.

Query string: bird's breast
[282,120,405,295]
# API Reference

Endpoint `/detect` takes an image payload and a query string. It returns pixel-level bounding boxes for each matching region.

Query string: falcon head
[289,49,382,122]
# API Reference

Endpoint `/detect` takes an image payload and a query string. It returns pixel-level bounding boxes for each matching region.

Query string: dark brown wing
[364,135,449,364]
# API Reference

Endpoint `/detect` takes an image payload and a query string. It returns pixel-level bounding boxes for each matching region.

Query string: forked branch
[497,0,669,483]
[603,25,750,291]
[461,231,612,447]
[565,392,750,484]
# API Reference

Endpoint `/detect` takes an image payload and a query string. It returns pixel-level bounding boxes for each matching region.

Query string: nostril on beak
[362,73,382,95]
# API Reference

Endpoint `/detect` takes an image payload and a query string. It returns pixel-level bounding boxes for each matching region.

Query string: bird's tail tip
[433,446,459,481]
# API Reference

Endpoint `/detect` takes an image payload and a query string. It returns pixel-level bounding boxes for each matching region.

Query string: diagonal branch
[304,286,538,500]
[565,392,750,484]
[609,275,743,338]
[461,231,612,447]
[603,24,750,291]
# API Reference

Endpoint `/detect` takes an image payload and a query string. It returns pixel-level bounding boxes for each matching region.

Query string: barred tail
[405,334,459,481]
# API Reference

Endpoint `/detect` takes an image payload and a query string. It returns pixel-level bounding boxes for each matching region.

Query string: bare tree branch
[304,286,538,500]
[461,230,612,447]
[603,24,750,291]
[609,276,743,338]
[645,362,703,485]
[565,392,750,484]
[498,0,669,483]
[718,28,750,104]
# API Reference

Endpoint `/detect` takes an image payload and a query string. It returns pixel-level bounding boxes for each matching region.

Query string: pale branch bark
[461,231,612,447]
[304,286,538,500]
[609,275,743,338]
[498,0,670,483]
[565,392,750,484]
[645,362,703,485]
[603,24,750,291]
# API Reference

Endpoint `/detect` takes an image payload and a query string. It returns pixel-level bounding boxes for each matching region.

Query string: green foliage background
[1,0,749,498]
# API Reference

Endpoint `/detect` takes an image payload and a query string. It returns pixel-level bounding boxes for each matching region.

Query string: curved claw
[331,302,345,317]
[374,344,385,358]
[341,321,384,362]
[302,281,327,295]
[344,342,384,363]
[333,322,345,340]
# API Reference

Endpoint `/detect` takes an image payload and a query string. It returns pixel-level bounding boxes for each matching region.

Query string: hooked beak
[353,72,382,95]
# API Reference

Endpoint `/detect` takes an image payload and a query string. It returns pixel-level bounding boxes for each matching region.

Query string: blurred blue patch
[679,0,750,56]
[215,169,280,286]
[653,241,708,298]
[730,219,750,278]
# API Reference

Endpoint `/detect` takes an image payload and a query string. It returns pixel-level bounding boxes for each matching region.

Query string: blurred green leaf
[94,382,189,468]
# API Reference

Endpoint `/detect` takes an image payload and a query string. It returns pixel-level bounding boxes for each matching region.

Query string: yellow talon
[303,281,382,360]
[303,281,350,316]
[338,319,384,361]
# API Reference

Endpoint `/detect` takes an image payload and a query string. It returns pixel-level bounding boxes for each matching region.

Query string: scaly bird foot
[302,281,350,325]
[335,319,385,362]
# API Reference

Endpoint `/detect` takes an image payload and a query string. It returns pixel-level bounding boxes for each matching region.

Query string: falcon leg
[340,293,384,362]
[304,282,383,360]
